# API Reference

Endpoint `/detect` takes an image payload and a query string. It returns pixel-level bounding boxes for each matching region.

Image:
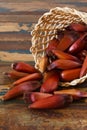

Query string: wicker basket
[30,7,87,87]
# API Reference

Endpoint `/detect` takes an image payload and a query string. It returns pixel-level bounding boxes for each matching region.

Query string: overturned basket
[30,7,87,87]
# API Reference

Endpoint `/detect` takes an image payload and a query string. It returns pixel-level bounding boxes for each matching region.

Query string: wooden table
[0,0,87,130]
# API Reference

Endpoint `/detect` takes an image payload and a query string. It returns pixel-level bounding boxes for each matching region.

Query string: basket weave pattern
[30,7,87,86]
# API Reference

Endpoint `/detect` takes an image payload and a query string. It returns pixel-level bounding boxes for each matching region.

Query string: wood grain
[0,101,87,130]
[0,1,87,130]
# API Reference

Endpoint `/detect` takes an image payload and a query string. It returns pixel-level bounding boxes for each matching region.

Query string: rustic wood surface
[0,0,87,130]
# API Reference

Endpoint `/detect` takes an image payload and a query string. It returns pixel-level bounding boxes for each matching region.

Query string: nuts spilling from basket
[1,22,87,109]
[42,22,87,81]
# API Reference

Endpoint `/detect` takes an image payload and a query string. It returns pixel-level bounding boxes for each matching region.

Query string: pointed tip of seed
[11,62,18,69]
[28,104,33,109]
[40,87,46,93]
[28,104,39,109]
[2,72,8,76]
[3,72,10,78]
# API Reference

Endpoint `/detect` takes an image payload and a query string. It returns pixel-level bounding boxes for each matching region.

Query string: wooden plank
[0,51,34,62]
[0,33,32,52]
[0,2,50,12]
[0,23,35,33]
[0,0,86,2]
[0,33,31,41]
[0,11,45,15]
[0,41,31,50]
[0,101,87,130]
[0,2,86,23]
[0,64,13,85]
[0,14,41,23]
[0,1,86,14]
